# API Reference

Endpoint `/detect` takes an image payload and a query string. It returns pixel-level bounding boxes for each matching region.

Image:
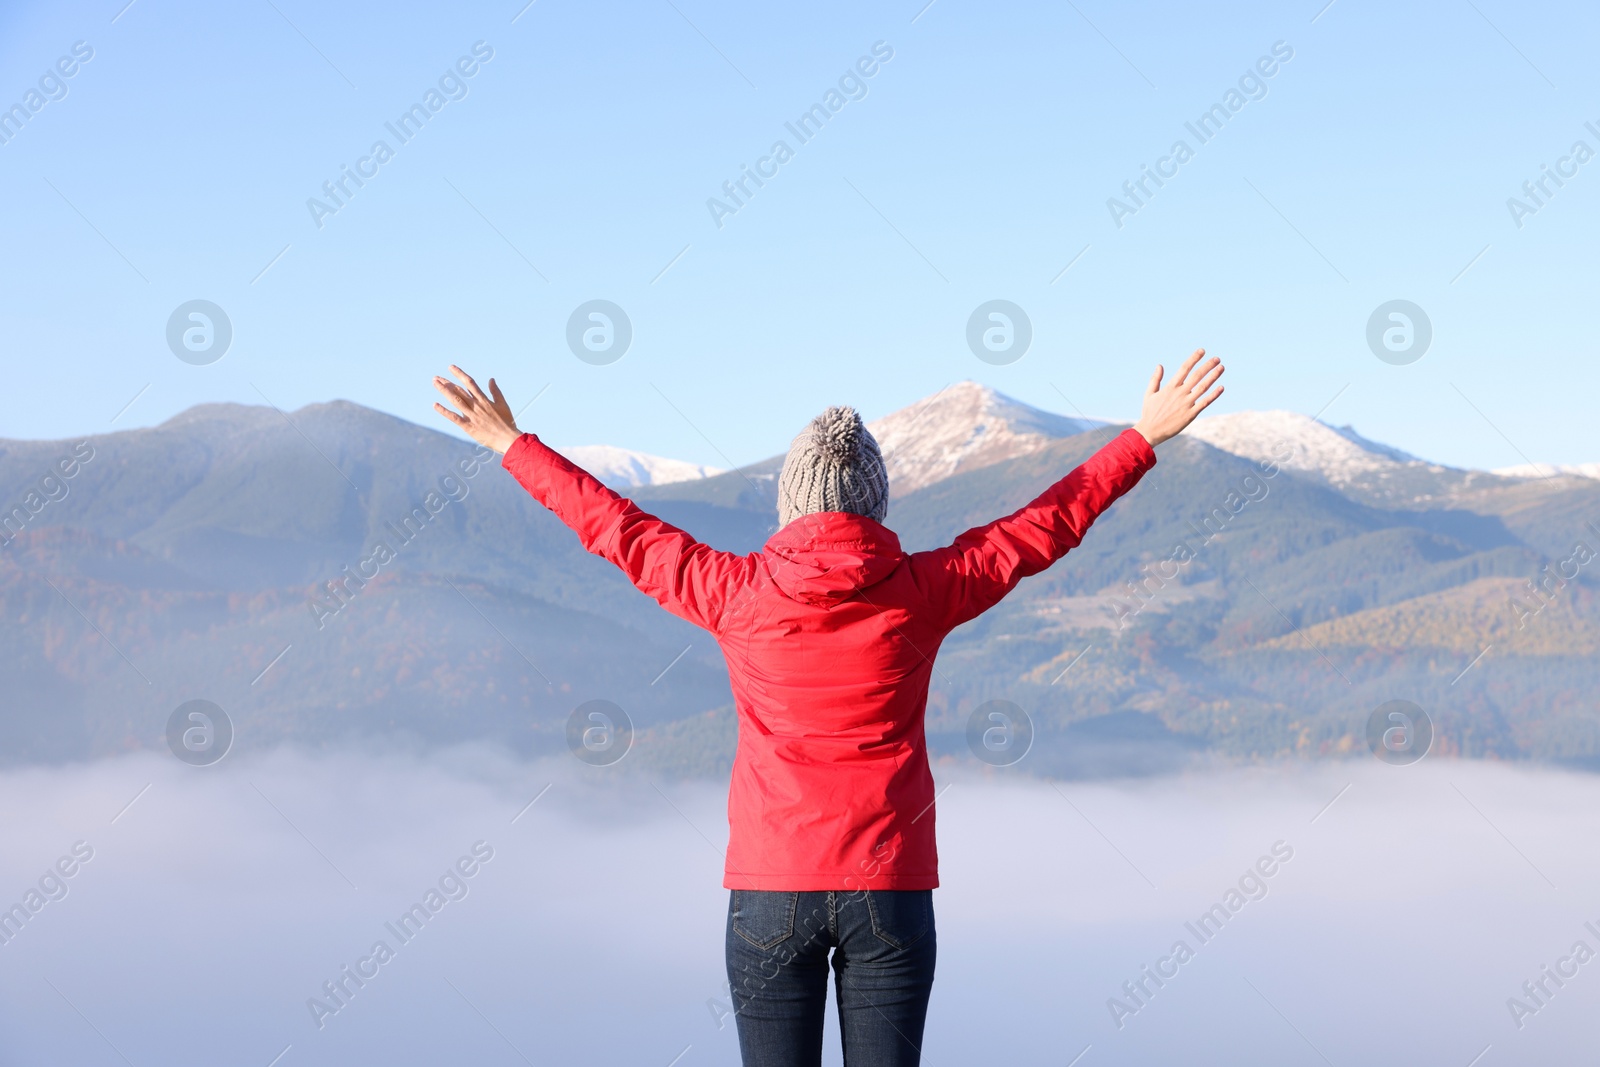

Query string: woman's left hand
[432,365,521,454]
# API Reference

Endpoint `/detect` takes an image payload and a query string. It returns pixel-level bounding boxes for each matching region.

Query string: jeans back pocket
[731,890,798,951]
[865,890,932,950]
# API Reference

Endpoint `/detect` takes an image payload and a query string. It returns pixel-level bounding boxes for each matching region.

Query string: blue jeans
[725,889,936,1066]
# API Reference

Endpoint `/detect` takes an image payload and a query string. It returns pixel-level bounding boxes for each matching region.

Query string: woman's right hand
[432,365,522,454]
[1132,349,1225,447]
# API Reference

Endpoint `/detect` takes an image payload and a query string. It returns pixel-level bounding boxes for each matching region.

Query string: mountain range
[2,383,1596,776]
[553,445,723,488]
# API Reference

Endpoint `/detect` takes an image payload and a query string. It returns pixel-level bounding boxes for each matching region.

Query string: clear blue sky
[2,0,1596,471]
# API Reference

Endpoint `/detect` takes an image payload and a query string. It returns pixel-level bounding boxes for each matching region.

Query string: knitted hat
[776,405,889,528]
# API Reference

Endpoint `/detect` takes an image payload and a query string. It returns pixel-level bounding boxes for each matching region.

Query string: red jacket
[502,428,1157,890]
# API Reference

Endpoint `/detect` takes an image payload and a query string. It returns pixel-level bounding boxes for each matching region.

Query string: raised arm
[432,366,751,632]
[909,349,1223,629]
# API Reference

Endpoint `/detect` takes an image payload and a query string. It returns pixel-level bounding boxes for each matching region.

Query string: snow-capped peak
[1493,462,1600,482]
[555,445,723,488]
[1184,410,1435,485]
[867,381,1106,495]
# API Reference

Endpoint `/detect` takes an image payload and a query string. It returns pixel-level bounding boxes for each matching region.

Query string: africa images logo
[966,700,1033,766]
[166,699,234,766]
[166,300,233,365]
[566,700,633,766]
[1365,300,1431,366]
[1366,700,1431,766]
[565,301,633,365]
[965,301,1032,365]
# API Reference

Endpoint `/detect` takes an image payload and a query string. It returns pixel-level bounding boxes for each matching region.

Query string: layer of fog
[2,748,1597,1066]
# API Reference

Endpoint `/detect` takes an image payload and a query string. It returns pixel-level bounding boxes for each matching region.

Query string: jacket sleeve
[907,428,1157,630]
[500,433,753,633]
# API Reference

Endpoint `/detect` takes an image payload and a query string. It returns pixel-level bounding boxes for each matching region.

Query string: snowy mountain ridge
[1493,462,1600,481]
[554,445,724,488]
[1185,410,1426,483]
[562,384,1595,493]
[866,381,1107,495]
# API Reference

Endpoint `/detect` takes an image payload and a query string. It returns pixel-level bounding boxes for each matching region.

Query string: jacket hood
[762,512,905,607]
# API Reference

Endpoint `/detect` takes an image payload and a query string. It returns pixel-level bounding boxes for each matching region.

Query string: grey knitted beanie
[776,405,889,529]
